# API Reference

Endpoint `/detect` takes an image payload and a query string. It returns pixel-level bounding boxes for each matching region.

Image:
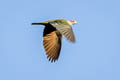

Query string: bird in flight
[32,19,78,62]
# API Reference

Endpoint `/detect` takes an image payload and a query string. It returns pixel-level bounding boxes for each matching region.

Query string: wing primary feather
[43,28,62,62]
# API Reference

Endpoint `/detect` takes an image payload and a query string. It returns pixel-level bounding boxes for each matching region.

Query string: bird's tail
[32,22,47,25]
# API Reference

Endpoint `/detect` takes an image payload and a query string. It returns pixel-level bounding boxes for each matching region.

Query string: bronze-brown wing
[43,30,62,62]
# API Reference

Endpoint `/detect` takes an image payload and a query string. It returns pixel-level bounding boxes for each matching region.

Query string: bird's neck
[67,21,72,26]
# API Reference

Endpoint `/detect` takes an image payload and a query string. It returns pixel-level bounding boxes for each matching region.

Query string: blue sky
[0,0,120,80]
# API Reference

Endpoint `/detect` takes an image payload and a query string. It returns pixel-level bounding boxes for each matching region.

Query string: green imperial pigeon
[32,19,78,62]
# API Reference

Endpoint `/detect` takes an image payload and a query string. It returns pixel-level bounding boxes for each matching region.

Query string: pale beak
[73,21,78,24]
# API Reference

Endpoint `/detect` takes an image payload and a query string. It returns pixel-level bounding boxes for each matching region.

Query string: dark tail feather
[32,23,44,25]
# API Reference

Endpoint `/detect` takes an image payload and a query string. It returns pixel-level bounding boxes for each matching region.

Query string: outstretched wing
[49,21,75,42]
[43,26,62,62]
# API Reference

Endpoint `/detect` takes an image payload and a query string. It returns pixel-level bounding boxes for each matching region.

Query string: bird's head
[68,20,78,25]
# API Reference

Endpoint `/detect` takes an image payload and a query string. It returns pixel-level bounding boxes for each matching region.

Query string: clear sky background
[0,0,120,80]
